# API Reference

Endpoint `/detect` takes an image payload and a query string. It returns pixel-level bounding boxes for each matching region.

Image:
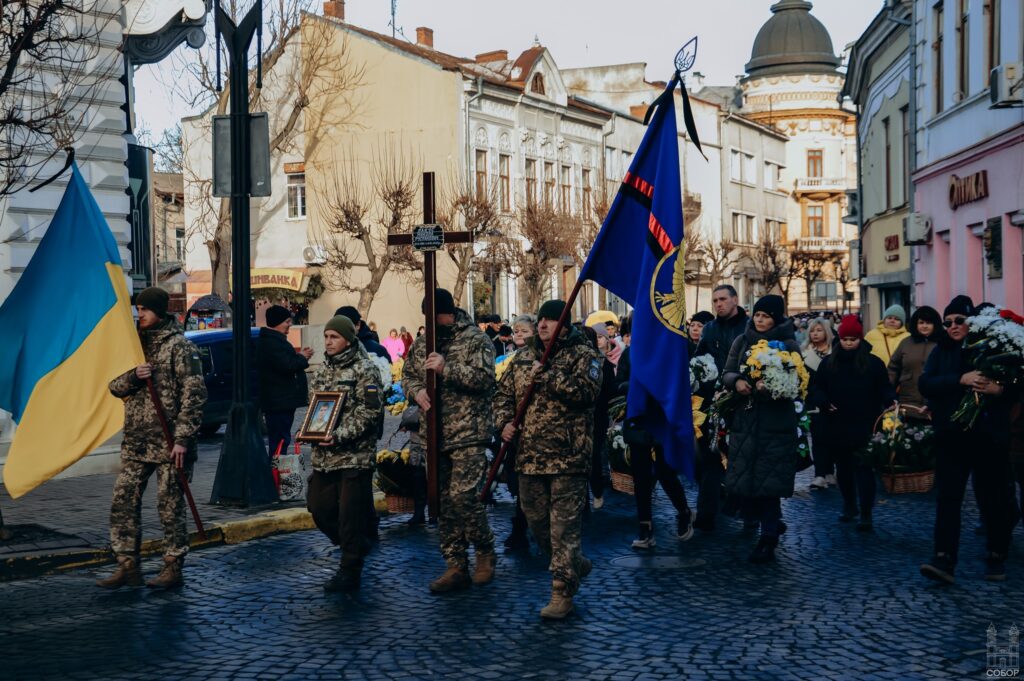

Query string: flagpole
[480,276,587,501]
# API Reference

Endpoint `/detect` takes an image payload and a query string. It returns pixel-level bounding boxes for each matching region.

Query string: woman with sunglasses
[919,295,1018,585]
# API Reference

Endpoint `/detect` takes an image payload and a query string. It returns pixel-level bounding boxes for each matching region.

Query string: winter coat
[307,343,384,472]
[864,323,910,367]
[402,309,496,453]
[721,319,800,498]
[357,324,392,364]
[887,335,939,410]
[695,308,749,373]
[810,343,895,451]
[109,318,208,464]
[919,342,1016,444]
[592,356,617,457]
[382,336,406,362]
[256,327,309,412]
[494,327,602,476]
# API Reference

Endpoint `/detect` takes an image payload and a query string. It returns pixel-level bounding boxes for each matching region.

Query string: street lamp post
[209,0,277,506]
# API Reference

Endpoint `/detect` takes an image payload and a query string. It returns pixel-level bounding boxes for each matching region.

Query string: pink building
[913,123,1024,313]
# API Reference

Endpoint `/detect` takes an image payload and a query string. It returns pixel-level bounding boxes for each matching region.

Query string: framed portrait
[296,391,347,443]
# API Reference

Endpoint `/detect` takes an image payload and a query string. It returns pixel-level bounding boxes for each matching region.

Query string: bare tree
[750,236,791,300]
[153,125,184,174]
[792,248,831,310]
[698,236,737,292]
[502,203,580,313]
[831,256,852,313]
[436,171,502,307]
[176,4,364,300]
[314,143,421,313]
[0,1,114,196]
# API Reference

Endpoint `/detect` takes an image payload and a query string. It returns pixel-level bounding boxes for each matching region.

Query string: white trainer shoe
[809,476,827,490]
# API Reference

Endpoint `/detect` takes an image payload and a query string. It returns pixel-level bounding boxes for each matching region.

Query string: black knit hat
[537,299,569,323]
[135,287,169,317]
[691,311,715,325]
[422,288,456,316]
[752,294,786,325]
[943,295,974,318]
[335,305,361,324]
[265,305,291,328]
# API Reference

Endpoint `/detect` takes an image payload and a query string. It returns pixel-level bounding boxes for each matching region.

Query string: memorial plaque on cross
[387,172,475,520]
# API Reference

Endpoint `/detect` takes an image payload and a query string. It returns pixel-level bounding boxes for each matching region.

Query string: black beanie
[265,305,291,328]
[422,289,456,316]
[753,294,786,325]
[135,287,169,317]
[335,305,361,324]
[691,311,715,325]
[537,299,569,323]
[943,295,974,318]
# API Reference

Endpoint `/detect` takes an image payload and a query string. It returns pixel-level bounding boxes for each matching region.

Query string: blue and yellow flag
[580,76,701,478]
[0,164,144,497]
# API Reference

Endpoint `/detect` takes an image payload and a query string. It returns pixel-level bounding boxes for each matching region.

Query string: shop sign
[949,170,989,210]
[250,268,303,291]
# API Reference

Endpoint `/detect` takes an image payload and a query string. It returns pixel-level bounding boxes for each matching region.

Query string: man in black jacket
[335,305,391,364]
[691,285,748,532]
[919,295,1017,584]
[257,305,313,459]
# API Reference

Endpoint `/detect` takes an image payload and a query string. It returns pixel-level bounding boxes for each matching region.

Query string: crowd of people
[95,283,1023,616]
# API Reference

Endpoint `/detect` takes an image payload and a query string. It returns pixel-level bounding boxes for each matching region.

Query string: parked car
[186,328,261,437]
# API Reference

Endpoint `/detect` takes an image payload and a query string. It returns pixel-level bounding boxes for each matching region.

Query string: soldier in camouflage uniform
[402,289,497,593]
[494,300,602,619]
[97,287,207,590]
[306,315,385,592]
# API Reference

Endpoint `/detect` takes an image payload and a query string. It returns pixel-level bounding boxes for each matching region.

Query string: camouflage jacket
[109,318,207,464]
[494,328,602,475]
[402,309,496,452]
[308,343,383,472]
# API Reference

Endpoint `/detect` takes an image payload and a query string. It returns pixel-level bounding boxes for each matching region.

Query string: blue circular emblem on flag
[650,246,688,337]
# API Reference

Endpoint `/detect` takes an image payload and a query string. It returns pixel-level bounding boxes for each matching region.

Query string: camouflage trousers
[519,474,588,596]
[110,460,190,559]
[438,447,494,569]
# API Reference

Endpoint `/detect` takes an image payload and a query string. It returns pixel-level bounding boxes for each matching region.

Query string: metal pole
[210,0,277,506]
[907,3,918,308]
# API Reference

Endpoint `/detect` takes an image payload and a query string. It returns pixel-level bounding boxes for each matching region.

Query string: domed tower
[740,0,857,312]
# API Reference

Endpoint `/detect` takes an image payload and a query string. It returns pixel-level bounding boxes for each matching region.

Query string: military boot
[429,565,471,593]
[472,551,497,585]
[539,580,574,620]
[96,556,143,589]
[324,565,361,593]
[146,555,184,589]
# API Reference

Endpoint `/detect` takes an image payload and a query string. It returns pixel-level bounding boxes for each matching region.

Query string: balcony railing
[795,177,847,193]
[797,237,847,252]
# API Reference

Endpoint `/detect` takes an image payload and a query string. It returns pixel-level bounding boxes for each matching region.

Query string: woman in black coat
[811,315,896,531]
[722,295,801,563]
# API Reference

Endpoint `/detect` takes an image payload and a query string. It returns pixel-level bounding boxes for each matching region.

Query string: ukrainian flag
[0,164,144,498]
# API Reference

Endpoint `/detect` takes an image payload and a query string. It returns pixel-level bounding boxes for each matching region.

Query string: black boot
[324,565,361,593]
[504,507,529,551]
[839,504,859,522]
[856,510,873,532]
[748,535,778,564]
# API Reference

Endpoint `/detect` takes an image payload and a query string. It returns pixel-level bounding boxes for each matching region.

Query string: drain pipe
[463,76,484,317]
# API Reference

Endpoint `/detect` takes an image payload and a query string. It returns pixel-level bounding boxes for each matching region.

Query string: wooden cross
[387,172,474,520]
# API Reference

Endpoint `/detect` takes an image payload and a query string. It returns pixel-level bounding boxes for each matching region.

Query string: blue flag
[579,78,697,478]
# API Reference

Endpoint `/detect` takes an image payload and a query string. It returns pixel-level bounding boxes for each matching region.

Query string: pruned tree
[750,236,790,300]
[503,203,580,313]
[314,143,421,313]
[436,170,502,308]
[0,1,114,196]
[698,236,737,291]
[792,248,831,309]
[175,3,364,300]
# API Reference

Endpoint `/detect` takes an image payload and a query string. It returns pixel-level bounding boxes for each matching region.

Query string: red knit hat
[837,315,863,339]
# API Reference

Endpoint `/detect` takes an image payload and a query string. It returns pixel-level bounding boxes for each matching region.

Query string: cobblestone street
[1,468,1020,680]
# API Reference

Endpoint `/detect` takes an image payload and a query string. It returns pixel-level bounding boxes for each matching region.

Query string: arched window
[530,72,545,95]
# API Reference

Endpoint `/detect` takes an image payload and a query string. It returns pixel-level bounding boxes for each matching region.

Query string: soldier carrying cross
[396,173,497,594]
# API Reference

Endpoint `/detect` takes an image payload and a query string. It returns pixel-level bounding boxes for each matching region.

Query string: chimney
[323,1,344,20]
[475,50,508,63]
[416,27,434,48]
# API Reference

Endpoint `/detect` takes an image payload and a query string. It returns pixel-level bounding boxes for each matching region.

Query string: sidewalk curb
[0,507,316,582]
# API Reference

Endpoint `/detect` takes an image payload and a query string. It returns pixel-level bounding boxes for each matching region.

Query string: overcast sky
[134,0,883,138]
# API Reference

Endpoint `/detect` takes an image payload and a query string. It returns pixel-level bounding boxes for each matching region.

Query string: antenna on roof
[389,0,398,38]
[533,34,540,46]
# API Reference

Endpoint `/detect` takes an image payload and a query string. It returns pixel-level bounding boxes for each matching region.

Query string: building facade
[911,0,1023,312]
[843,1,915,325]
[183,4,643,332]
